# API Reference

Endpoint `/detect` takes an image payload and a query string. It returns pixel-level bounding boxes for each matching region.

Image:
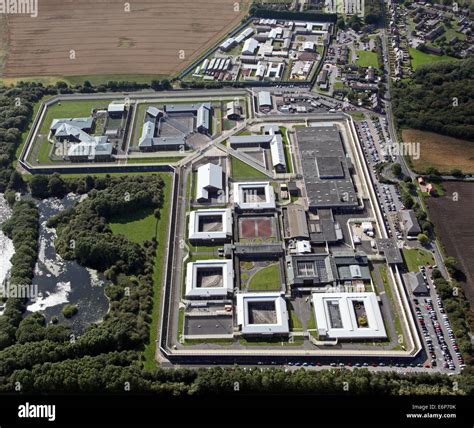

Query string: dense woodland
[392,58,474,141]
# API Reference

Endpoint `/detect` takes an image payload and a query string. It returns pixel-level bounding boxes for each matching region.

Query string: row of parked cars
[358,121,381,164]
[434,297,465,370]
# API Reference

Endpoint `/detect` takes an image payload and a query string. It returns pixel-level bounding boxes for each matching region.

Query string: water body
[28,194,109,334]
[0,194,15,308]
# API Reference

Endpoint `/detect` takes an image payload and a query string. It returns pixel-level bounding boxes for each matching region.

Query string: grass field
[279,127,293,174]
[0,74,171,87]
[379,264,405,347]
[402,129,474,174]
[356,50,379,68]
[288,304,303,331]
[248,263,281,291]
[38,100,109,135]
[14,97,52,167]
[126,157,185,164]
[402,248,435,272]
[408,48,457,70]
[231,156,267,179]
[143,173,173,369]
[109,207,157,244]
[27,100,110,164]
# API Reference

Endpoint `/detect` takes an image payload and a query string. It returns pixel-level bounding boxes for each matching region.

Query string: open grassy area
[0,74,170,87]
[39,100,109,135]
[402,248,435,272]
[14,97,53,167]
[231,156,267,179]
[356,50,379,68]
[29,99,109,164]
[379,265,404,347]
[109,207,157,244]
[408,48,457,71]
[288,304,303,331]
[348,111,365,121]
[239,337,304,346]
[126,157,185,164]
[141,173,173,369]
[279,127,293,174]
[248,263,281,291]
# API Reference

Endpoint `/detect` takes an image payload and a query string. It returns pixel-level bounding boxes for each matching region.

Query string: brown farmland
[0,0,249,78]
[402,129,474,174]
[426,182,474,306]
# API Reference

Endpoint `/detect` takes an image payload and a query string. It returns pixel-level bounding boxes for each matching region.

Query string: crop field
[0,0,249,78]
[402,129,474,174]
[426,182,474,306]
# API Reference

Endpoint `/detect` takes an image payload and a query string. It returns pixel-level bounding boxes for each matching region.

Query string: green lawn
[36,136,54,164]
[379,265,405,347]
[141,173,173,369]
[348,111,366,121]
[231,156,267,179]
[0,74,170,87]
[39,100,109,135]
[30,99,110,164]
[402,248,435,272]
[289,304,303,331]
[109,207,157,244]
[126,157,185,164]
[356,50,378,68]
[279,127,293,173]
[409,48,457,71]
[239,337,304,346]
[177,308,185,341]
[14,97,53,167]
[248,263,281,291]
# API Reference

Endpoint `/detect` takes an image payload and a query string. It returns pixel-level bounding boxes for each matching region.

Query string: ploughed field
[426,182,474,305]
[1,0,248,77]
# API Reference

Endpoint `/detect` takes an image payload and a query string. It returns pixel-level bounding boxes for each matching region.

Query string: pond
[27,194,109,334]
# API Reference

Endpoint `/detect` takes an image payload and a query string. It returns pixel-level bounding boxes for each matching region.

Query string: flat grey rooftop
[376,239,404,264]
[296,126,358,209]
[184,315,233,336]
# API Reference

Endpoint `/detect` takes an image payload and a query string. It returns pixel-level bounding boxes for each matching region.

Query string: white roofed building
[312,292,387,340]
[242,38,259,55]
[196,163,223,202]
[233,182,276,210]
[185,260,234,299]
[188,208,233,243]
[237,292,289,336]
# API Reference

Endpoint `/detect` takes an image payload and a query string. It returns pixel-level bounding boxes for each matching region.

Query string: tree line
[392,58,474,141]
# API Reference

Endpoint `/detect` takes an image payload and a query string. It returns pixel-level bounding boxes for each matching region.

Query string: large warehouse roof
[258,91,272,107]
[295,125,358,208]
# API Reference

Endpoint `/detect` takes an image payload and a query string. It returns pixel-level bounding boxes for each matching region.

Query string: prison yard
[160,99,422,362]
[22,93,250,168]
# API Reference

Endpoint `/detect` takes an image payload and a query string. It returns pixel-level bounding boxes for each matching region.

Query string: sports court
[238,216,276,240]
